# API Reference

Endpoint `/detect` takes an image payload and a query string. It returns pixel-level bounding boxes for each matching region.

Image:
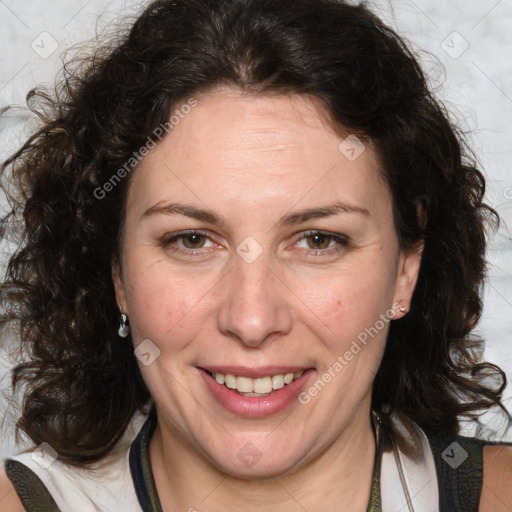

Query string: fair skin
[0,88,510,511]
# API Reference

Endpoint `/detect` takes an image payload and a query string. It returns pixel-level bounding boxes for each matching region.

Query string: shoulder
[0,466,26,512]
[479,444,512,511]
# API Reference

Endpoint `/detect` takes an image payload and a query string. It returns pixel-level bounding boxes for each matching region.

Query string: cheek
[122,256,211,349]
[300,266,394,328]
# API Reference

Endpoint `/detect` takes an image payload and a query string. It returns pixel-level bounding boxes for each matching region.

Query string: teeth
[284,373,294,385]
[225,374,237,390]
[272,374,285,390]
[254,377,272,394]
[209,370,304,394]
[237,376,254,393]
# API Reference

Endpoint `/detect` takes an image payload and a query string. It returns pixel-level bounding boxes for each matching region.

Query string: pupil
[309,234,329,249]
[184,234,204,248]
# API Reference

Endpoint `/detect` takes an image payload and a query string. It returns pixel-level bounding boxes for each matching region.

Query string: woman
[0,0,511,510]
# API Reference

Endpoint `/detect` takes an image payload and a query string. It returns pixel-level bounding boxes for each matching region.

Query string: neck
[149,408,376,512]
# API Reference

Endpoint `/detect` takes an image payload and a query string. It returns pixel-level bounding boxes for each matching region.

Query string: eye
[302,232,334,250]
[294,230,349,256]
[180,232,208,249]
[160,230,217,254]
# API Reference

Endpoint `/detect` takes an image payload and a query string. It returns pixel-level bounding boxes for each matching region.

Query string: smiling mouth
[203,369,306,397]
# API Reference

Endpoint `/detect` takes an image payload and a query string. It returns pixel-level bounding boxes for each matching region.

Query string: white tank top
[4,410,148,512]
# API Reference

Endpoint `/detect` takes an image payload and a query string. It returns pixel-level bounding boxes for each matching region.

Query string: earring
[399,305,407,313]
[118,313,130,338]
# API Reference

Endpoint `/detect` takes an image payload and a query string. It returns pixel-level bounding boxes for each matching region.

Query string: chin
[213,454,301,481]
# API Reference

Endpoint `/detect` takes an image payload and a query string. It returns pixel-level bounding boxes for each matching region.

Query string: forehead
[126,87,389,222]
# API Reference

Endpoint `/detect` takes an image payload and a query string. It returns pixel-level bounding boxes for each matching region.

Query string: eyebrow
[278,201,370,226]
[140,202,226,225]
[140,200,370,226]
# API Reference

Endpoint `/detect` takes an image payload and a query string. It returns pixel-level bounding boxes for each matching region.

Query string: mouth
[201,368,307,397]
[199,366,315,417]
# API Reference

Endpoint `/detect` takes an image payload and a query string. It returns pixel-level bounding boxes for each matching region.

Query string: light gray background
[0,0,511,459]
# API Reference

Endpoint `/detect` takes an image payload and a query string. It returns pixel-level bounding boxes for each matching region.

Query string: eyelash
[294,230,350,256]
[160,229,350,257]
[161,230,216,255]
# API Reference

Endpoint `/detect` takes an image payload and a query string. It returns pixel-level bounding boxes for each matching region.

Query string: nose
[216,251,293,348]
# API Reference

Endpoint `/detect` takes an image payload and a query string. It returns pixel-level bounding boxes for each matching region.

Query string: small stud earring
[118,313,130,338]
[399,305,407,313]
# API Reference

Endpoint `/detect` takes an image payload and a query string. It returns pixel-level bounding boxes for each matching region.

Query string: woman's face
[114,87,422,477]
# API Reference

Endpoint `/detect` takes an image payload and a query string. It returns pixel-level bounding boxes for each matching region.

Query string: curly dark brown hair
[1,0,510,467]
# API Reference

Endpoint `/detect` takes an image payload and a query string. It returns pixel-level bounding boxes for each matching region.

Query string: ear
[392,241,424,318]
[112,259,128,313]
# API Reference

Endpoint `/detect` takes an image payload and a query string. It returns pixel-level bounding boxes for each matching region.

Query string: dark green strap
[365,413,389,511]
[426,432,488,511]
[4,459,61,512]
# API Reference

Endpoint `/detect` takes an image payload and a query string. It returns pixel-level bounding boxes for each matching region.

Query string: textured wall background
[0,0,511,460]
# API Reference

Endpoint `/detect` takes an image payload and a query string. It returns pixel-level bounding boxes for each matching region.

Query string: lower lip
[199,369,315,418]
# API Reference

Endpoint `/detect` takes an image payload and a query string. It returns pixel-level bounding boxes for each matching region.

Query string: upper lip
[199,366,312,379]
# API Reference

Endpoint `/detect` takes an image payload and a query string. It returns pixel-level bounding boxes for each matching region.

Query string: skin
[113,86,422,511]
[480,445,512,510]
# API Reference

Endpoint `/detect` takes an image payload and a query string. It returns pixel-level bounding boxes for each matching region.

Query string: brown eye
[305,233,333,250]
[182,233,207,248]
[160,230,217,256]
[294,231,350,256]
